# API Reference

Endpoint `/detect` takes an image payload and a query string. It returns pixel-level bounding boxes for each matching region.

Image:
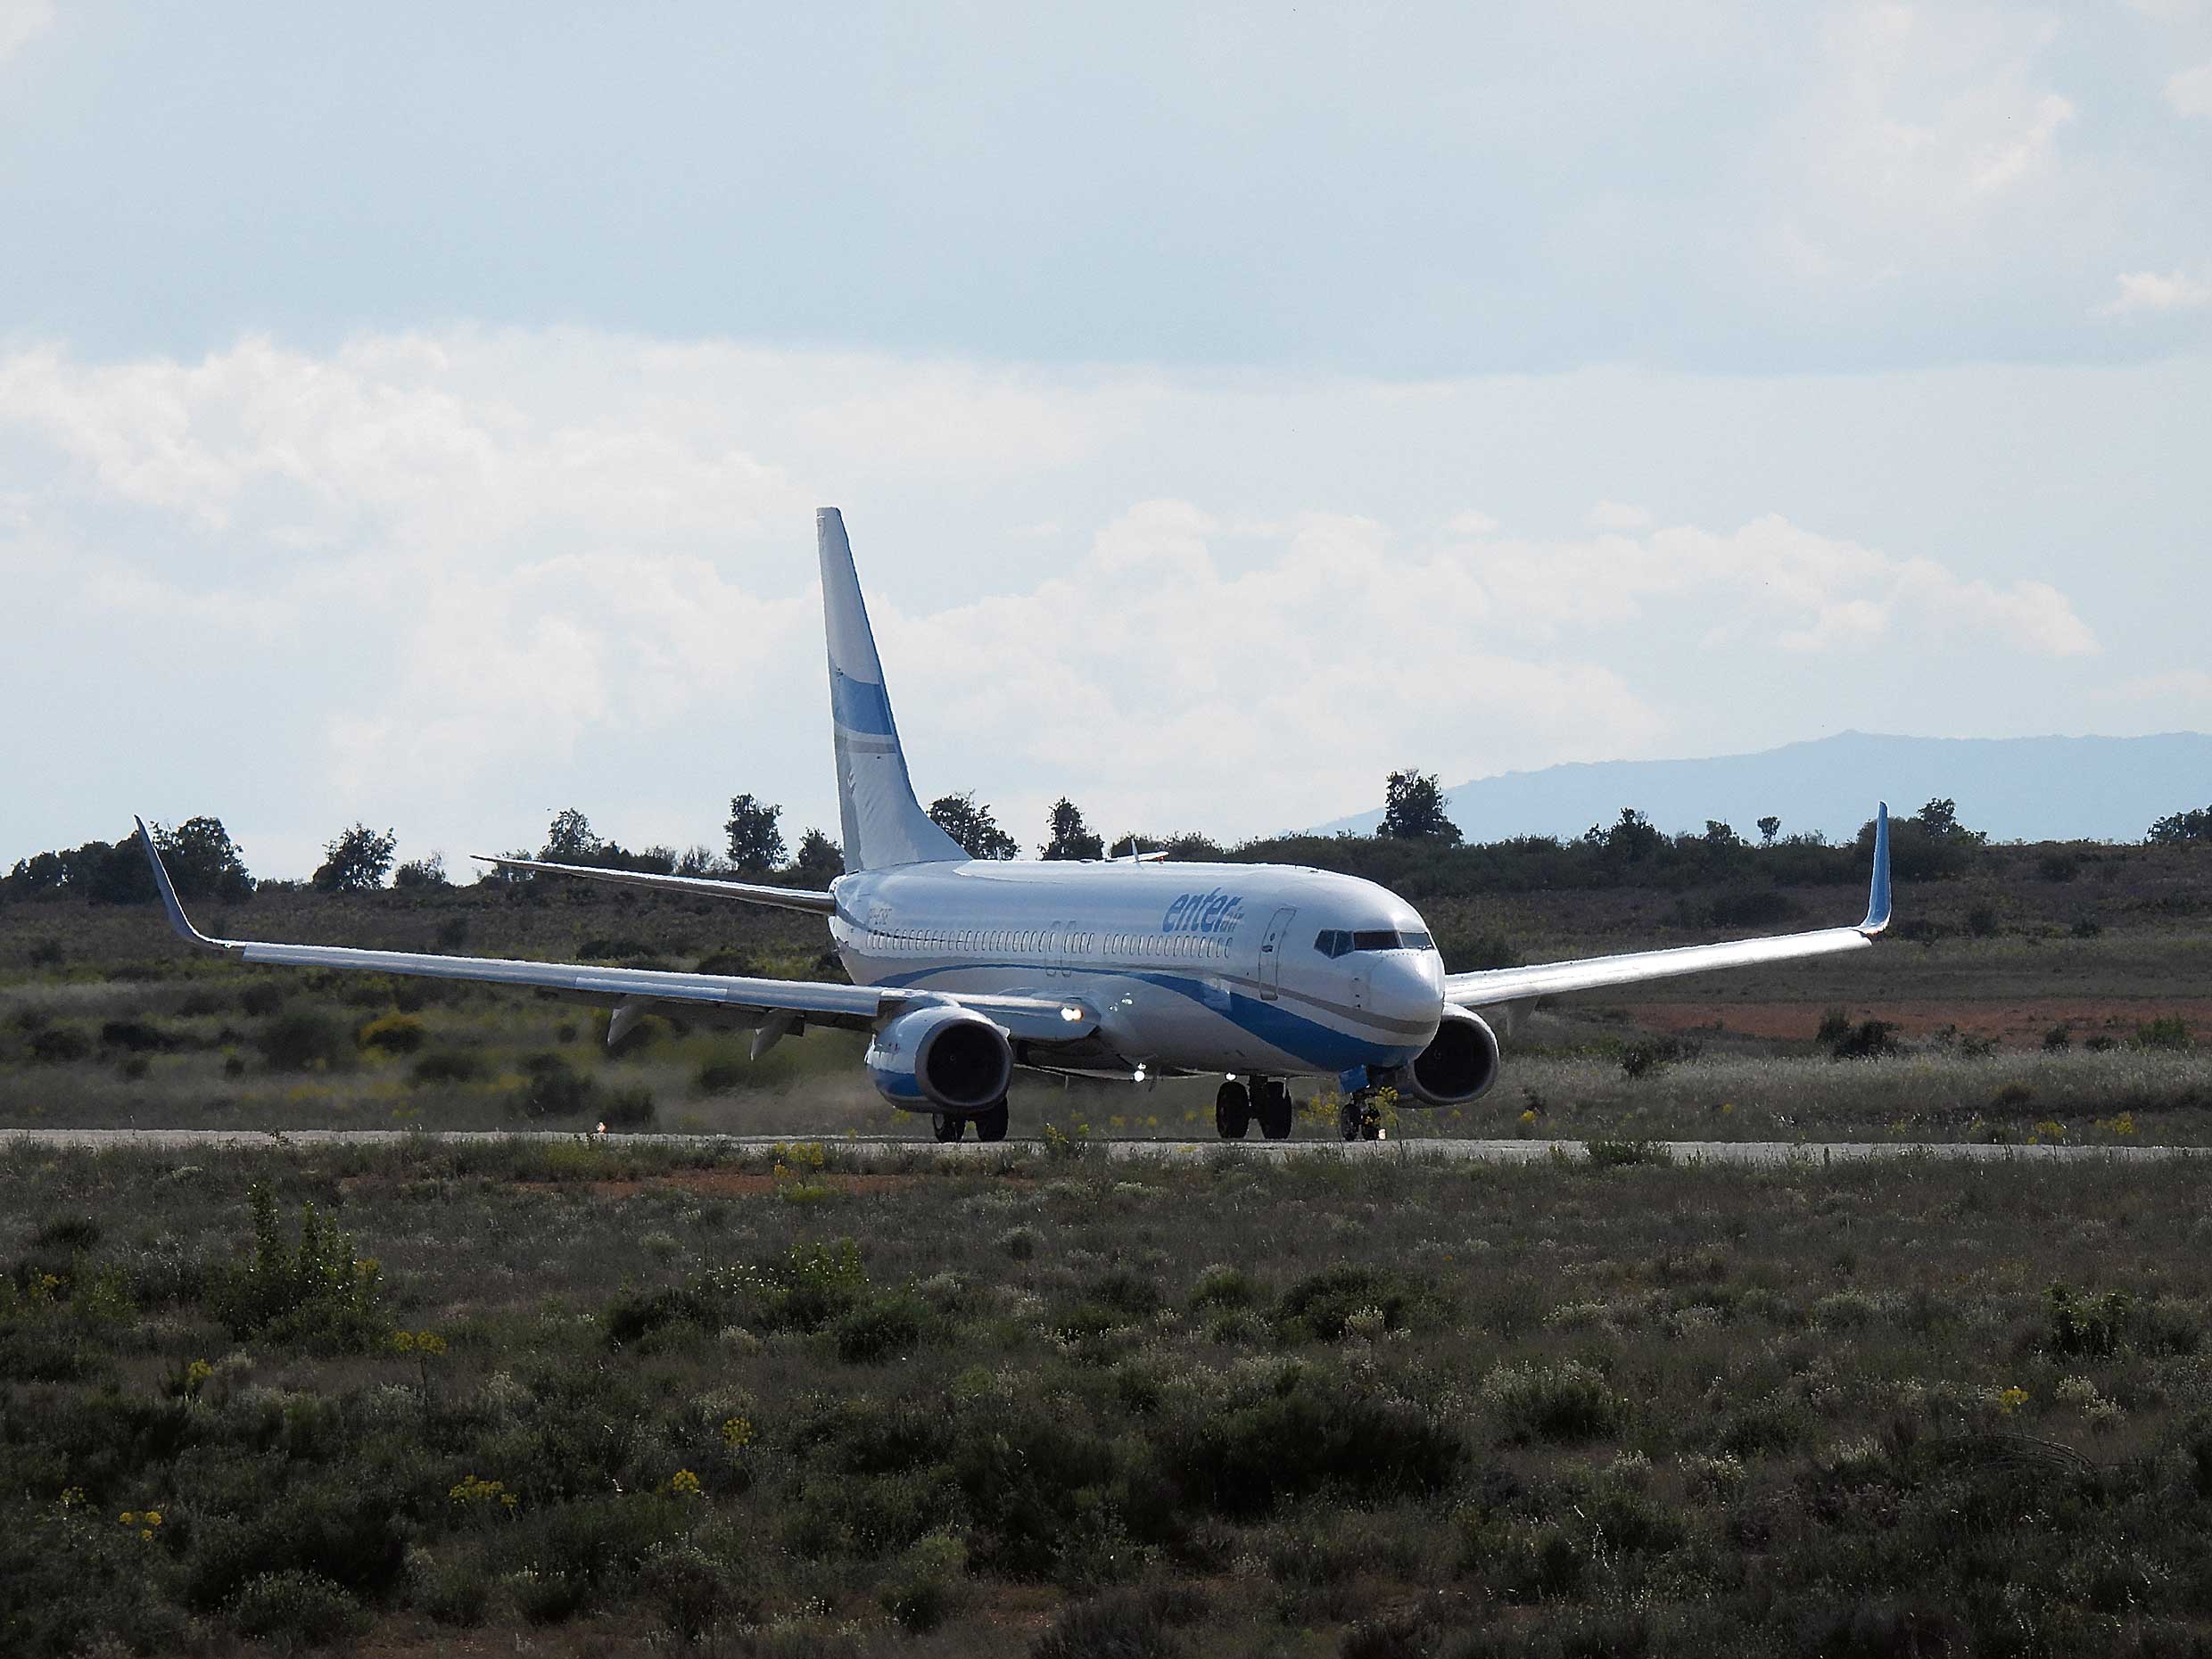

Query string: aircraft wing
[470,854,836,914]
[1445,802,1892,1010]
[136,821,1089,1044]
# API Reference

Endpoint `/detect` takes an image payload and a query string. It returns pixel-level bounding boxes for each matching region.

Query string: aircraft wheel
[1215,1079,1251,1140]
[1338,1101,1362,1142]
[974,1102,1010,1143]
[1257,1081,1294,1141]
[931,1113,967,1143]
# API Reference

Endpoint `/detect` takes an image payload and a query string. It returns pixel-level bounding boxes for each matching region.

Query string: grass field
[4,858,2205,1145]
[7,1138,2212,1655]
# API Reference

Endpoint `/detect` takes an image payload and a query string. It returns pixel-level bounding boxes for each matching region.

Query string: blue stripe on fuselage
[871,962,1418,1074]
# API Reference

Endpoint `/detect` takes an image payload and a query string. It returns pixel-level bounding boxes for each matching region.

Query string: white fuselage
[828,858,1447,1078]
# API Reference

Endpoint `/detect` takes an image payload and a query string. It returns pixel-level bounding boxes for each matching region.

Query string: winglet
[1859,801,1892,936]
[135,816,227,953]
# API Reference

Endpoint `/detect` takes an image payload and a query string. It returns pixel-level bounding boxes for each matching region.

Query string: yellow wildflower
[667,1469,703,1498]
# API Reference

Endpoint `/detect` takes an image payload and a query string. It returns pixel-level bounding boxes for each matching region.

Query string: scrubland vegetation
[8,1140,2212,1655]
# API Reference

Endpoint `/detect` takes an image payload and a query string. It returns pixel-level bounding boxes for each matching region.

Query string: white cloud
[2097,269,2212,316]
[1588,500,1653,532]
[0,0,52,64]
[0,330,2133,871]
[2167,60,2212,117]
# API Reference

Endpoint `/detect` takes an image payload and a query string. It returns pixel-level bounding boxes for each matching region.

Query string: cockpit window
[1317,928,1436,956]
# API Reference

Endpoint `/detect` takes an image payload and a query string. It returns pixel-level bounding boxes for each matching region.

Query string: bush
[228,1570,370,1647]
[98,1019,176,1053]
[1585,1138,1672,1167]
[356,1012,426,1054]
[600,1085,656,1127]
[2136,1018,2191,1052]
[27,1024,92,1063]
[409,1049,483,1085]
[1818,1011,1898,1061]
[1166,1372,1465,1517]
[240,980,285,1018]
[512,1053,596,1119]
[214,1182,387,1351]
[258,1006,351,1072]
[834,1290,929,1364]
[1619,1038,1696,1079]
[1273,1267,1424,1343]
[1480,1360,1622,1442]
[640,1541,752,1642]
[882,1531,967,1632]
[1030,1586,1196,1659]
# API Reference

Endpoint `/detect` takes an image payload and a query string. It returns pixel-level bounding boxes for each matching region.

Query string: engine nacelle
[1399,1005,1502,1106]
[865,1003,1013,1112]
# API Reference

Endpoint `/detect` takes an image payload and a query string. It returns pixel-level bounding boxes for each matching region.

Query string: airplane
[137,507,1893,1144]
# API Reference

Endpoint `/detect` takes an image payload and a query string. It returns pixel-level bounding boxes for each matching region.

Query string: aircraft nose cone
[1369,951,1446,1031]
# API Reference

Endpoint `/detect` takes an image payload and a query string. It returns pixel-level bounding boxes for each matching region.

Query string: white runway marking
[2,1129,2193,1165]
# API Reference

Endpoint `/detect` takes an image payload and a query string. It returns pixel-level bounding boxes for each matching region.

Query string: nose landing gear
[1215,1077,1295,1141]
[1338,1092,1383,1142]
[931,1100,1010,1143]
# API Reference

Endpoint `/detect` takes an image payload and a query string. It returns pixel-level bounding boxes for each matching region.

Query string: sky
[1,2,2207,877]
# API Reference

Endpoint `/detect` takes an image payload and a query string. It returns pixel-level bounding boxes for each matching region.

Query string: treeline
[8,782,2211,909]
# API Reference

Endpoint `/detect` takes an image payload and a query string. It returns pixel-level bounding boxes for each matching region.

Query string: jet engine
[864,1003,1013,1112]
[1399,1004,1502,1105]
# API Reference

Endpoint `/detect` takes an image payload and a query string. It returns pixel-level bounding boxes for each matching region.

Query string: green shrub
[1273,1266,1424,1343]
[1585,1138,1673,1167]
[834,1290,929,1364]
[28,1024,92,1063]
[356,1012,426,1053]
[99,1019,177,1053]
[228,1570,370,1647]
[213,1182,387,1350]
[1166,1372,1464,1517]
[240,980,284,1017]
[409,1049,483,1085]
[1189,1263,1260,1310]
[1619,1037,1697,1079]
[1818,1011,1898,1061]
[258,1006,351,1071]
[600,1085,656,1128]
[2136,1017,2191,1052]
[1030,1585,1197,1659]
[512,1053,596,1118]
[697,1060,748,1094]
[882,1531,967,1632]
[2044,1281,2133,1358]
[997,1224,1044,1261]
[1480,1360,1622,1443]
[640,1541,752,1642]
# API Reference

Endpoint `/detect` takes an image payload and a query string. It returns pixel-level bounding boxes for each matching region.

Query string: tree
[928,792,1018,860]
[2148,805,2212,846]
[541,808,601,863]
[1757,815,1781,847]
[1912,798,1985,845]
[1380,770,1461,843]
[1702,820,1745,850]
[724,794,787,874]
[675,846,723,878]
[793,828,844,883]
[1041,797,1104,861]
[312,824,397,892]
[153,816,254,902]
[1585,806,1661,863]
[393,854,449,889]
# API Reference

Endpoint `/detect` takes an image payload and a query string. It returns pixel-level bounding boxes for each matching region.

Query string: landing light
[1060,1005,1083,1023]
[1134,1065,1148,1082]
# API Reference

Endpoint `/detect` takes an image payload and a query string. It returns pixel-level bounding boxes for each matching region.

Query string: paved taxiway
[3,1129,2194,1166]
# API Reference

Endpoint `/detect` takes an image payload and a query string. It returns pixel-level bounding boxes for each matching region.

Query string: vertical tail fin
[818,508,968,872]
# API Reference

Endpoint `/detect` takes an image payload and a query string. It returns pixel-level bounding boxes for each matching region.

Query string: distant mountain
[1314,731,2212,846]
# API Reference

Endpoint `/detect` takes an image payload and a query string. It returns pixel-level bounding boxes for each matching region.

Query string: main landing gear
[931,1101,1010,1143]
[1338,1091,1383,1142]
[1215,1077,1293,1141]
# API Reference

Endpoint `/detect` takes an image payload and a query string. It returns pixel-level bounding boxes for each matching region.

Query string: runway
[4,1129,2195,1165]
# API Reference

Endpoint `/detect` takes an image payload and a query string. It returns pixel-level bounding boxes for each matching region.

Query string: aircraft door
[1255,906,1297,1001]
